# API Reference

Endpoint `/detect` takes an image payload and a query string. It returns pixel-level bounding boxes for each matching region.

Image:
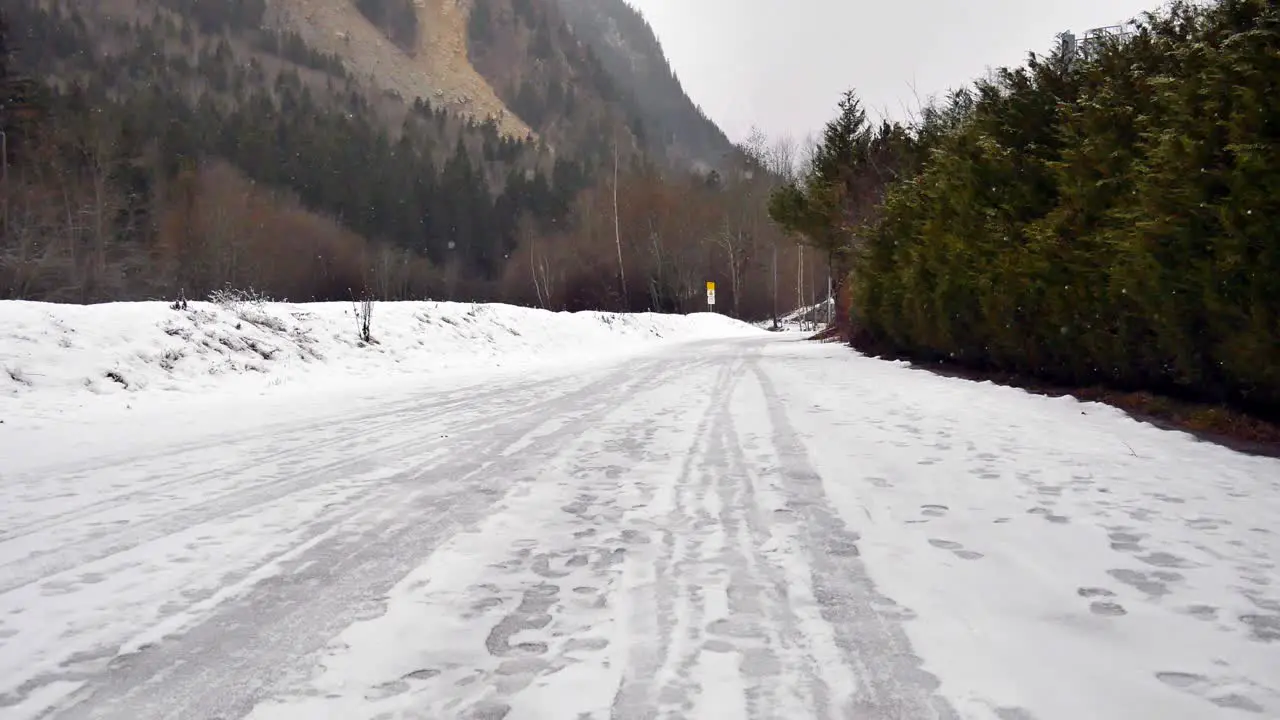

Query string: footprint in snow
[1108,530,1146,553]
[469,596,505,615]
[484,583,559,658]
[1107,568,1181,598]
[366,679,412,699]
[703,638,737,653]
[1155,671,1267,713]
[1239,614,1280,643]
[1072,589,1129,616]
[1185,517,1225,531]
[1089,601,1127,617]
[928,538,984,560]
[906,504,949,524]
[1180,604,1218,621]
[1027,506,1070,524]
[531,554,572,579]
[564,637,609,653]
[614,529,651,545]
[1136,551,1196,569]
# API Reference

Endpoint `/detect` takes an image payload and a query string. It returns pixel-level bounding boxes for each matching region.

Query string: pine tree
[838,0,1280,413]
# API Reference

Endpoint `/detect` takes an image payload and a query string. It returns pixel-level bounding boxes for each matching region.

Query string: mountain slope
[3,0,800,316]
[464,0,639,165]
[7,0,572,295]
[552,0,736,169]
[41,0,728,167]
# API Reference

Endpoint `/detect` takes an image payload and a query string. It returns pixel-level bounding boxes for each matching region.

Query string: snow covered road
[2,335,1278,719]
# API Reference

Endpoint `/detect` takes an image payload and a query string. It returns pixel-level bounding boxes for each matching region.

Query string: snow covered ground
[0,298,754,422]
[1,301,1277,719]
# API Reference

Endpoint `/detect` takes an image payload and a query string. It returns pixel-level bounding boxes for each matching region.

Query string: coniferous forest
[771,0,1279,419]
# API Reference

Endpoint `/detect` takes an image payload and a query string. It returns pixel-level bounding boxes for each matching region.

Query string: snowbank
[0,299,760,416]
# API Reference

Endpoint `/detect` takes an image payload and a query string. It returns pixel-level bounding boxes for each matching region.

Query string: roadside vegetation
[771,0,1280,448]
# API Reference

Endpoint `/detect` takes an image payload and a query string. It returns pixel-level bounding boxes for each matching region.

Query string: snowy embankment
[0,299,759,420]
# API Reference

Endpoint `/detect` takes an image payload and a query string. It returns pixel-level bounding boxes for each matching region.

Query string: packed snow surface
[0,300,1277,720]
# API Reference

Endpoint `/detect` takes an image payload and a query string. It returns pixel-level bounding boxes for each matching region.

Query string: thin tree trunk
[530,241,545,309]
[809,256,817,332]
[612,141,626,310]
[772,243,778,328]
[797,244,804,329]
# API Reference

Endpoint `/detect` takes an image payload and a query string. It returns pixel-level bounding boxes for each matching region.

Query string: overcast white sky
[625,0,1166,143]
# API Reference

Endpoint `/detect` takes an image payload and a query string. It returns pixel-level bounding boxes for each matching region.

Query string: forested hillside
[771,0,1280,417]
[551,0,736,168]
[0,0,818,317]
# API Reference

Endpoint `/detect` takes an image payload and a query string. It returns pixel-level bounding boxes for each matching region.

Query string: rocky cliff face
[267,0,533,138]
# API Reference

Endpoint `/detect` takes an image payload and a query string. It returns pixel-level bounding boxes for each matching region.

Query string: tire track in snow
[609,356,735,719]
[0,363,655,594]
[0,362,623,543]
[2,357,683,718]
[649,347,785,718]
[644,347,811,719]
[0,380,504,517]
[0,393,467,541]
[0,368,599,542]
[647,358,732,717]
[242,354,727,720]
[713,350,833,719]
[749,355,959,720]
